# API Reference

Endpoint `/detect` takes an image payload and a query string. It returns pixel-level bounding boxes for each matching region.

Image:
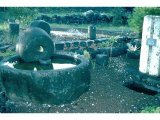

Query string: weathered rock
[30,20,51,34]
[94,39,101,44]
[0,92,8,113]
[16,27,54,62]
[117,36,131,43]
[0,56,3,61]
[7,45,15,51]
[129,39,141,48]
[65,41,72,48]
[55,42,65,51]
[96,54,109,66]
[70,48,78,53]
[83,10,94,18]
[127,50,140,59]
[40,15,52,23]
[9,22,19,36]
[87,48,97,59]
[72,41,79,47]
[139,15,160,76]
[0,53,90,105]
[88,25,96,40]
[110,47,127,57]
[97,48,110,55]
[75,48,84,55]
[80,41,87,47]
[39,59,51,65]
[125,68,160,93]
[87,40,94,46]
[97,46,127,57]
[0,45,11,52]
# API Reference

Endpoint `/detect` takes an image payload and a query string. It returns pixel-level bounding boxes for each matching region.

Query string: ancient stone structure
[88,25,96,40]
[139,15,160,77]
[0,23,90,105]
[16,27,54,62]
[30,20,51,34]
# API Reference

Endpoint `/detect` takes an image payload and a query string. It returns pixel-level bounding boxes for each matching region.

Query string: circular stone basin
[0,53,90,105]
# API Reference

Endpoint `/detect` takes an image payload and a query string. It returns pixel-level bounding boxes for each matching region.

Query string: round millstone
[16,27,54,62]
[30,20,51,34]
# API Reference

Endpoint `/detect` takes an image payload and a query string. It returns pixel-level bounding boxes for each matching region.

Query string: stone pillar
[9,22,19,44]
[139,15,160,76]
[88,25,96,40]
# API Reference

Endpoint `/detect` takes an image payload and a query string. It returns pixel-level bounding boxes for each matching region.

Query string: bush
[110,8,130,26]
[141,106,160,113]
[5,8,38,27]
[128,7,160,37]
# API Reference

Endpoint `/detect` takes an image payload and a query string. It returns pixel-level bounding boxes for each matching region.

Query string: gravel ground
[6,55,160,113]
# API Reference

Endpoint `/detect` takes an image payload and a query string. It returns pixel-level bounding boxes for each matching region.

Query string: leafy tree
[111,7,130,26]
[2,8,38,26]
[128,7,160,37]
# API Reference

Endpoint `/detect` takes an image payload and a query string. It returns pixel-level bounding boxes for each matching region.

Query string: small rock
[55,42,65,51]
[96,54,109,66]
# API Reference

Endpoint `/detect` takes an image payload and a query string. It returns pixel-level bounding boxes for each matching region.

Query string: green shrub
[111,8,130,26]
[3,8,38,27]
[128,7,160,37]
[141,106,160,113]
[97,37,118,48]
[0,51,16,57]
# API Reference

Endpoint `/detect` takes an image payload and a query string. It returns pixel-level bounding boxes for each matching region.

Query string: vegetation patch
[141,106,160,113]
[0,51,16,57]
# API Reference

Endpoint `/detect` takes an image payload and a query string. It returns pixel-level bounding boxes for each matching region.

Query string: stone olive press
[0,20,90,105]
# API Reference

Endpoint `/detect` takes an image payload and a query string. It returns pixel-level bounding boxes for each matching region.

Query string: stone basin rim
[0,52,90,105]
[0,53,89,72]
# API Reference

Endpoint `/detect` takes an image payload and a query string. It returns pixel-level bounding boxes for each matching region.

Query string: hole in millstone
[123,81,158,96]
[38,46,44,53]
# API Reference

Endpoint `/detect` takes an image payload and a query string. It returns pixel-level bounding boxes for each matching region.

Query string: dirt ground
[4,55,159,113]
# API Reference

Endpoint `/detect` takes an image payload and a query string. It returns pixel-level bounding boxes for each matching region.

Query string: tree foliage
[111,7,131,26]
[128,7,160,34]
[1,8,38,26]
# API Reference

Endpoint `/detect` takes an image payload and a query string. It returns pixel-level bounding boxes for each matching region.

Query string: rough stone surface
[0,55,160,113]
[65,42,72,48]
[117,36,131,43]
[83,10,94,18]
[87,48,97,59]
[88,25,96,40]
[0,53,90,105]
[94,39,101,44]
[0,56,3,61]
[126,68,160,93]
[127,50,140,59]
[72,41,79,47]
[0,92,9,113]
[110,47,128,57]
[96,54,109,66]
[139,15,160,76]
[30,20,51,34]
[9,22,19,36]
[80,41,87,47]
[87,40,94,46]
[16,27,54,62]
[96,46,127,57]
[55,42,65,51]
[0,45,11,52]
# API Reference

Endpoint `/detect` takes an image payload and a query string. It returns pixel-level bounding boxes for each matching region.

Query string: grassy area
[0,51,16,57]
[50,23,133,32]
[0,22,9,31]
[0,20,134,33]
[141,106,160,113]
[38,12,82,17]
